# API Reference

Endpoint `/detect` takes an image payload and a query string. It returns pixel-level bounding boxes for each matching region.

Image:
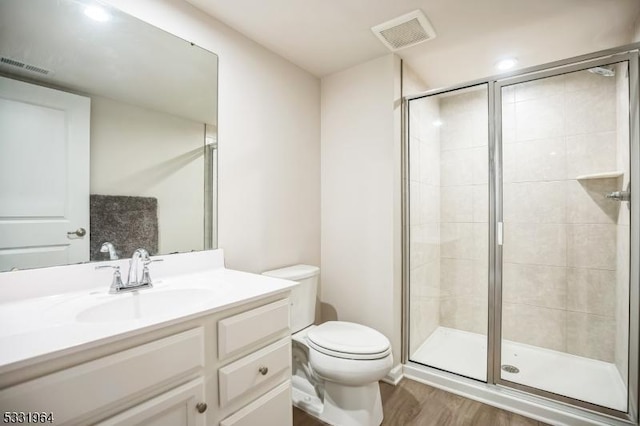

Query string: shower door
[495,56,636,415]
[407,84,490,382]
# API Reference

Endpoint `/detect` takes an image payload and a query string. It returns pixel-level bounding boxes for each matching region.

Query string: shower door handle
[497,222,504,246]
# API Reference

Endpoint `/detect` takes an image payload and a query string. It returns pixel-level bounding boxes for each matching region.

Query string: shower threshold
[411,327,627,411]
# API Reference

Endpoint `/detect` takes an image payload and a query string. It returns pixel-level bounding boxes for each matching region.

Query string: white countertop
[0,250,296,375]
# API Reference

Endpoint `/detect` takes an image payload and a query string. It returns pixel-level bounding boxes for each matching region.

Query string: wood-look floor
[293,378,549,426]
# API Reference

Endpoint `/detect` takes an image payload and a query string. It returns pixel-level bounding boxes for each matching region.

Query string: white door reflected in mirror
[0,76,90,271]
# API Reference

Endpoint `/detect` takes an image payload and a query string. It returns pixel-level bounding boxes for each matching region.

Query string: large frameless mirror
[0,0,218,272]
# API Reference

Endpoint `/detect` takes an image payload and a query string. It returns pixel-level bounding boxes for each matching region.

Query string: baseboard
[381,364,403,385]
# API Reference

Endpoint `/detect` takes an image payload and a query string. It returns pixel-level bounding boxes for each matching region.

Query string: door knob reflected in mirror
[67,228,87,237]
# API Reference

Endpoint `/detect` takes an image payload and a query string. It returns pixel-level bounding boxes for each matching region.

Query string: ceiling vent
[371,10,436,52]
[0,56,51,75]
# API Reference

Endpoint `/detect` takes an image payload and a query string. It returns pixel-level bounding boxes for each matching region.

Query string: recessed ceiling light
[84,5,110,22]
[496,58,518,71]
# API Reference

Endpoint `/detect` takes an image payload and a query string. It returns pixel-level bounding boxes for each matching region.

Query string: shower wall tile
[441,149,474,186]
[440,222,475,260]
[441,185,473,223]
[565,131,617,179]
[564,85,616,136]
[503,138,566,183]
[566,224,616,270]
[440,258,487,301]
[409,224,440,268]
[502,85,515,104]
[472,184,488,223]
[566,268,616,316]
[503,223,566,267]
[565,69,614,92]
[440,122,468,152]
[503,181,566,224]
[471,147,488,184]
[514,74,566,102]
[410,296,439,355]
[501,102,516,143]
[502,303,566,351]
[439,94,468,120]
[440,118,486,151]
[440,296,488,335]
[468,110,489,148]
[409,137,421,182]
[473,223,488,262]
[419,183,440,223]
[515,95,564,141]
[411,260,441,298]
[566,179,619,224]
[440,258,473,298]
[502,263,566,310]
[566,312,615,362]
[419,140,441,186]
[473,260,489,302]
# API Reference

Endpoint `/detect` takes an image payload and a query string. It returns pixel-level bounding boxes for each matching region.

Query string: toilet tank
[262,264,319,333]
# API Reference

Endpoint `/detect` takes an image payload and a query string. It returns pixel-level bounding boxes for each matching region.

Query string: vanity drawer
[220,381,292,426]
[218,298,289,359]
[0,328,204,424]
[218,337,291,407]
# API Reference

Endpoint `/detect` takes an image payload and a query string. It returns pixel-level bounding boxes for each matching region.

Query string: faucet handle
[96,265,125,293]
[140,259,163,285]
[95,264,120,271]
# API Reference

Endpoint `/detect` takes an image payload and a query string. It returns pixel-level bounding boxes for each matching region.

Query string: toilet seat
[307,321,391,360]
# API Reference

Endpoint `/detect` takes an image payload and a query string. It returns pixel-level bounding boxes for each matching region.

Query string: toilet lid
[306,321,391,360]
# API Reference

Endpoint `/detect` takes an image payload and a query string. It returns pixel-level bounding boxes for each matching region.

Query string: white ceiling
[186,0,640,89]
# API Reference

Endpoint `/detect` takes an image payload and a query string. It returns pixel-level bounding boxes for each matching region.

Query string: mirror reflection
[0,0,218,272]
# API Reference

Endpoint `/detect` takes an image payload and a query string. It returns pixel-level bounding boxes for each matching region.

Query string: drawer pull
[258,366,269,375]
[196,402,207,413]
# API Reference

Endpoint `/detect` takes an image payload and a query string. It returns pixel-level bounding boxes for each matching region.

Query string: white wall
[90,96,204,254]
[104,0,321,273]
[320,54,402,364]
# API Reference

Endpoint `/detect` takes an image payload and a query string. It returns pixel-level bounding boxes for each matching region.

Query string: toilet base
[292,378,323,418]
[320,381,383,426]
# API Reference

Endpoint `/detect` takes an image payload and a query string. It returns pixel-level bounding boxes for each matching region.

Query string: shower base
[411,326,627,411]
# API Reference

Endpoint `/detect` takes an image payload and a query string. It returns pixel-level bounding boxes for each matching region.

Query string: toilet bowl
[262,265,393,426]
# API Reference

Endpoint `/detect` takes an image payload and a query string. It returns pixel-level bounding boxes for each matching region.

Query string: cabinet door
[220,381,291,426]
[97,378,205,426]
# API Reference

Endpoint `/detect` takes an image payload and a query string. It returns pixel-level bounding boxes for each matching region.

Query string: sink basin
[76,288,217,323]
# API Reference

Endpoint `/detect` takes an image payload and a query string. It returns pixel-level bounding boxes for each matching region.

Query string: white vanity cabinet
[97,378,206,426]
[0,295,293,426]
[216,298,292,425]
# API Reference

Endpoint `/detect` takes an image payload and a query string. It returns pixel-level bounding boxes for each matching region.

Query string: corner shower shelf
[576,171,624,180]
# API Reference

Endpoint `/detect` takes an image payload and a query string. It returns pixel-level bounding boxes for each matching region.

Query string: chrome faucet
[96,248,162,294]
[127,248,150,286]
[100,242,119,260]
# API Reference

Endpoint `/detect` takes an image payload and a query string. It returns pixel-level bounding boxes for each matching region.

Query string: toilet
[263,265,393,426]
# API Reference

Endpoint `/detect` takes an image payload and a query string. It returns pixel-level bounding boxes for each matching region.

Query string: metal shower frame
[401,43,640,424]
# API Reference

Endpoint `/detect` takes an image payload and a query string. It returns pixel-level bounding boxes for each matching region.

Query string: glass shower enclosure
[404,48,639,422]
